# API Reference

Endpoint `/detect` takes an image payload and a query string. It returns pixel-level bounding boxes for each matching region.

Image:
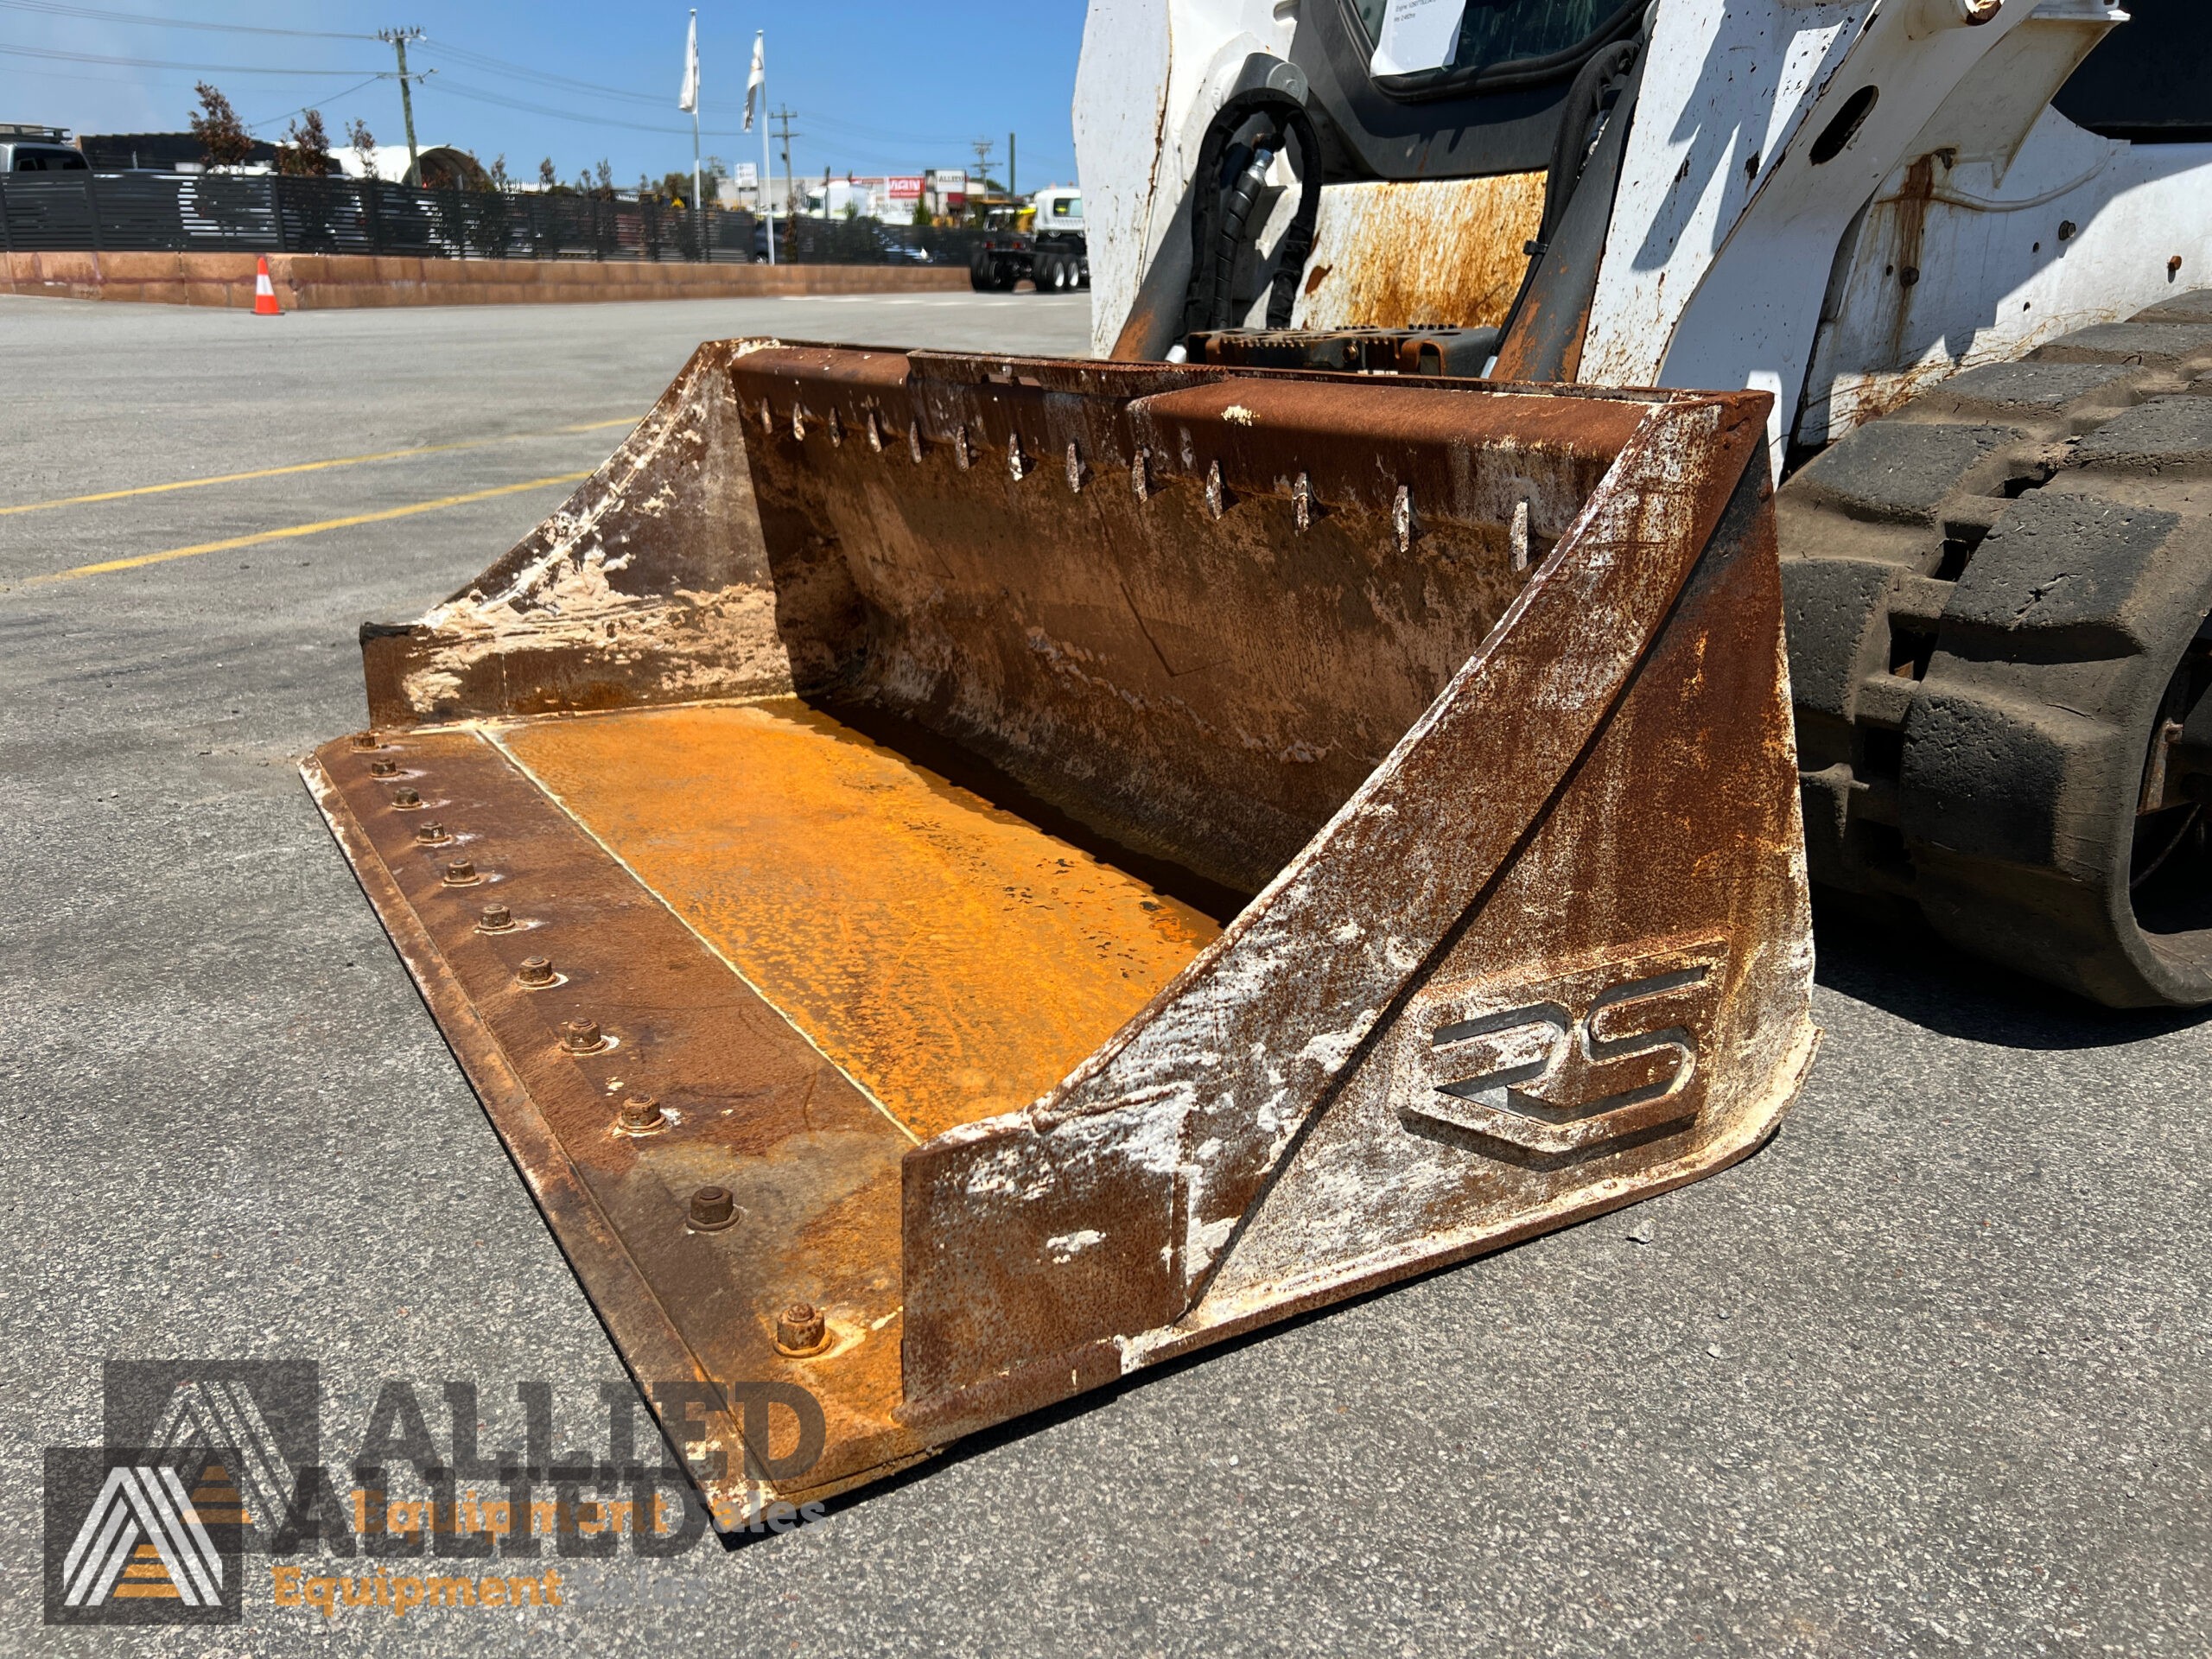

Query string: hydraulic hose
[1179,87,1324,339]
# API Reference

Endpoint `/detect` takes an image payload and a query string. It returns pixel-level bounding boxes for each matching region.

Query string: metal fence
[0,172,990,266]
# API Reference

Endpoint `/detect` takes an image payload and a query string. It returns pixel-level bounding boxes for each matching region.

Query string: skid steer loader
[306,0,2207,1522]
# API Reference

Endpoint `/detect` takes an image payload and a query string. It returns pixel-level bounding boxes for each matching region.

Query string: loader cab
[1290,0,1642,181]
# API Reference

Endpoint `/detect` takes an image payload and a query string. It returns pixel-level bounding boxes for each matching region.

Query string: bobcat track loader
[307,0,2208,1522]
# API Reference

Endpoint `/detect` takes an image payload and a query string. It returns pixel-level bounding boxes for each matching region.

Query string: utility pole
[377,27,425,187]
[771,105,799,238]
[969,137,994,224]
[1008,130,1015,201]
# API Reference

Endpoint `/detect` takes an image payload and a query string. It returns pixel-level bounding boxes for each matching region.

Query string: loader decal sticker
[43,1449,243,1625]
[1395,941,1729,1160]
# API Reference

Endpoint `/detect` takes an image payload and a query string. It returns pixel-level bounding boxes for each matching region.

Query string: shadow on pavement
[1810,893,2206,1051]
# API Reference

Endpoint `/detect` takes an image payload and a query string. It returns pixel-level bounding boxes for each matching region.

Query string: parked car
[1,123,87,172]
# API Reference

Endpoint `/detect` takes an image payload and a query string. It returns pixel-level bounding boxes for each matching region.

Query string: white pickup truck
[0,124,88,173]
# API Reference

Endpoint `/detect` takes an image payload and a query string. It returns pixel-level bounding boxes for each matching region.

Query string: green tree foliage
[276,108,336,177]
[188,82,251,171]
[345,117,376,177]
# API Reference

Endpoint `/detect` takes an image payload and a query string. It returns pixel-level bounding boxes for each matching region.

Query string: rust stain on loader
[500,700,1218,1141]
[310,342,1816,1528]
[1297,174,1544,332]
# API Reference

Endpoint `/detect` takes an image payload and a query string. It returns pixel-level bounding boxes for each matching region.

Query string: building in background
[715,161,760,211]
[78,130,280,172]
[334,144,488,188]
[746,167,969,222]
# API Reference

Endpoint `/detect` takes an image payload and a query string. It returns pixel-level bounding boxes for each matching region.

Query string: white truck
[967,184,1089,291]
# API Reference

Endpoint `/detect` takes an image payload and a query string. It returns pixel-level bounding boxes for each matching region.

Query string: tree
[189,82,251,171]
[346,117,376,177]
[489,154,511,190]
[537,156,556,189]
[276,108,336,177]
[911,197,931,227]
[594,158,613,196]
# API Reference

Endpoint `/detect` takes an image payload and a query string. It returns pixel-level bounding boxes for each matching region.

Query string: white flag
[743,31,764,132]
[678,11,700,113]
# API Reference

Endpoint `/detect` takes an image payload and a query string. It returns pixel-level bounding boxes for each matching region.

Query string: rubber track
[1778,289,2212,1006]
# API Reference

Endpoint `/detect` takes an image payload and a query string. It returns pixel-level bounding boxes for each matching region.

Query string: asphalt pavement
[1,289,2207,1657]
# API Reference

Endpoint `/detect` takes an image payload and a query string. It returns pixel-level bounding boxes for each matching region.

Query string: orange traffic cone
[252,255,282,316]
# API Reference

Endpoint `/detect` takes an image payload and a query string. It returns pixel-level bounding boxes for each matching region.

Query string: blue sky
[0,2,1086,188]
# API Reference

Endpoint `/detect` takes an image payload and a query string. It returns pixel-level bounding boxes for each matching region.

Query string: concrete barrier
[0,251,971,308]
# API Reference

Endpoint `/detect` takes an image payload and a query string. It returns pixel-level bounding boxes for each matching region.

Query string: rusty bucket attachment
[305,342,1815,1526]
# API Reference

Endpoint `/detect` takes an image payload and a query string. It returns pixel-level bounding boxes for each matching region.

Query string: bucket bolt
[415,821,453,846]
[776,1302,829,1357]
[442,859,480,887]
[350,731,379,751]
[368,758,398,777]
[689,1185,739,1231]
[391,787,423,810]
[618,1095,666,1133]
[561,1018,607,1054]
[517,955,556,987]
[477,903,516,933]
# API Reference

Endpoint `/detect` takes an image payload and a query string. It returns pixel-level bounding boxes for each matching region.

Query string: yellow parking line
[0,416,636,518]
[26,472,594,584]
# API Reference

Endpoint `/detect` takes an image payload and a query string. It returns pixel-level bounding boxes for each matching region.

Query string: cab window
[1355,0,1623,76]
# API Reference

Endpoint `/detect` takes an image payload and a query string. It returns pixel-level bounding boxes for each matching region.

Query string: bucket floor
[494,699,1222,1141]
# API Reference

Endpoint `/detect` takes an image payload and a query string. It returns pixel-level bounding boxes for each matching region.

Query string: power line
[0,0,372,38]
[417,36,669,109]
[0,5,1060,170]
[247,73,386,132]
[0,41,380,73]
[418,39,971,147]
[429,78,702,137]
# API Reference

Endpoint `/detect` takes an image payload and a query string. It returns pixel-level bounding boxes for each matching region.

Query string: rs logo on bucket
[1395,940,1728,1160]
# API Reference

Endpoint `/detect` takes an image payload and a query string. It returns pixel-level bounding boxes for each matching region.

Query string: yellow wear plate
[495,699,1222,1141]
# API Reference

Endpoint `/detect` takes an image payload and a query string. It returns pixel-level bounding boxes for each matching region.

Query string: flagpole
[689,10,702,260]
[759,33,774,265]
